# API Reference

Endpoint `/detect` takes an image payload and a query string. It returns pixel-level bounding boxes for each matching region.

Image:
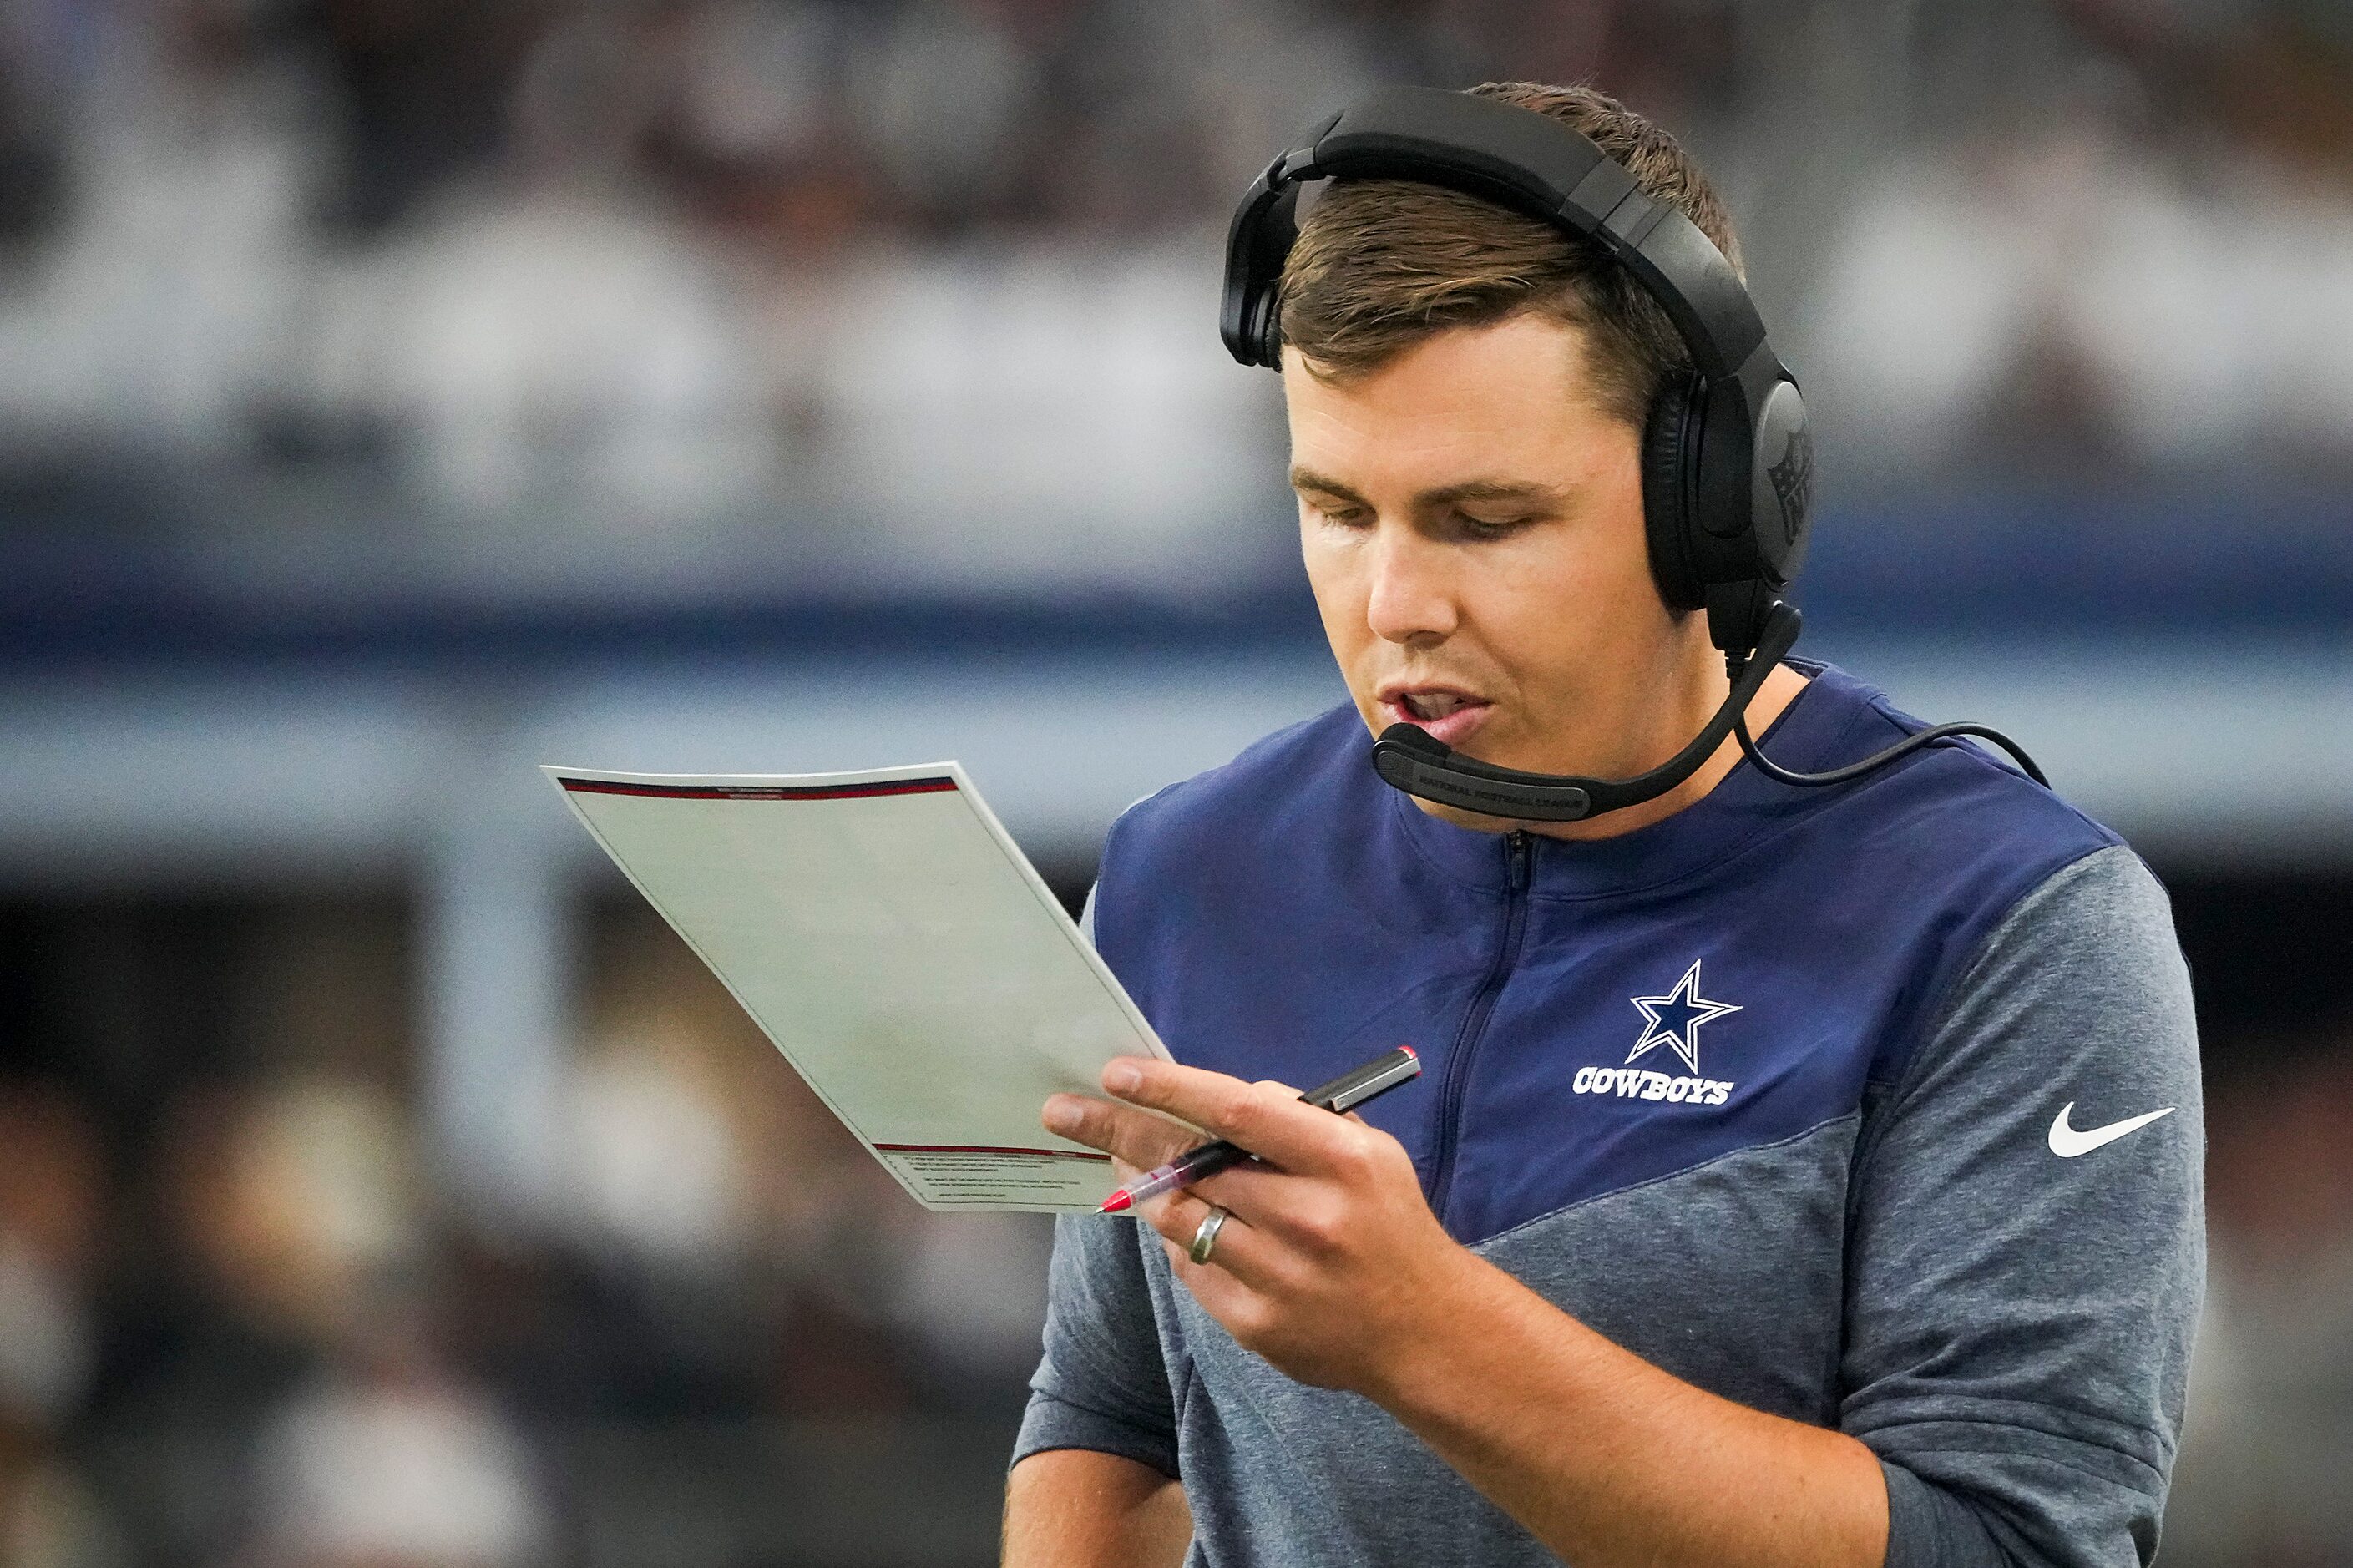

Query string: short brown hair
[1277,82,1741,427]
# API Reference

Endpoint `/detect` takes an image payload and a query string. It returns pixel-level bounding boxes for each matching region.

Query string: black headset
[1222,85,2043,822]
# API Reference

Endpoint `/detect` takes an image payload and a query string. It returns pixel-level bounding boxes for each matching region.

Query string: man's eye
[1457,513,1534,538]
[1316,503,1370,527]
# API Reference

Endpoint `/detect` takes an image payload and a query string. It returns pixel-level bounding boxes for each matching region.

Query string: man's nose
[1363,525,1460,646]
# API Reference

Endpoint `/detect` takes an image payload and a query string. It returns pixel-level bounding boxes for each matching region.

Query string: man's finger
[1099,1057,1356,1174]
[1041,1091,1200,1171]
[1145,1186,1274,1292]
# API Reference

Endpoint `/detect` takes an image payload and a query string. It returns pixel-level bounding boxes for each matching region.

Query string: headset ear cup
[1642,375,1705,613]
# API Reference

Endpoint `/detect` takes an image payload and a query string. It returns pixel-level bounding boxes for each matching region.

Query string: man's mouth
[1379,687,1495,748]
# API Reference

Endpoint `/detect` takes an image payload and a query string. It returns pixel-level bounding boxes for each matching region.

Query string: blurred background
[2,0,2350,1563]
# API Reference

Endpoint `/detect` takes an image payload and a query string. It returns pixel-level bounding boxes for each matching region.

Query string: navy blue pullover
[1016,663,2204,1568]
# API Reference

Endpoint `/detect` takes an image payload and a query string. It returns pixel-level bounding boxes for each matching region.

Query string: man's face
[1284,311,1691,826]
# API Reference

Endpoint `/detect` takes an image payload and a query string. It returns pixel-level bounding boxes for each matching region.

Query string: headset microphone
[1368,603,2047,824]
[1225,87,2045,822]
[1371,602,1801,823]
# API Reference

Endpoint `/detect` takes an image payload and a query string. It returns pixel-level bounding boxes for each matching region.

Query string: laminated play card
[545,762,1171,1212]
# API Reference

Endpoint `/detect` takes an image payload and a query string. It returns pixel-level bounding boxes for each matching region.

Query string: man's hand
[1042,1055,1474,1396]
[1043,1056,1889,1568]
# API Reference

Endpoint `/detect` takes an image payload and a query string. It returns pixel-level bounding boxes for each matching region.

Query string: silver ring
[1187,1206,1230,1266]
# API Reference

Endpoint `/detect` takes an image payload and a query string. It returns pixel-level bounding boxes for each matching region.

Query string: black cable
[1726,653,2048,790]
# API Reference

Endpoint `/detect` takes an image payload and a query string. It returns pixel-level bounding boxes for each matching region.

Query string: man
[1001,82,2202,1568]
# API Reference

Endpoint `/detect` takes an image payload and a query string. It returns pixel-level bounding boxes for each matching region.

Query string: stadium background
[3,0,2350,1562]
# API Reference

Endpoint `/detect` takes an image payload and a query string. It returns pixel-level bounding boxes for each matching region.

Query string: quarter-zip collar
[1422,826,1533,1227]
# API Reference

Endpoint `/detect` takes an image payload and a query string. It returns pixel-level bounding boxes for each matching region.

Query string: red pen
[1096,1045,1421,1213]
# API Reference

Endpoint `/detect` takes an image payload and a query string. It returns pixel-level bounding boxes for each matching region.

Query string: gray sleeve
[1011,1212,1181,1478]
[1012,883,1182,1475]
[1841,846,2205,1568]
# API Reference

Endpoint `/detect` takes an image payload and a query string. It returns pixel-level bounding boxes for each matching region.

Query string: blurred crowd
[0,0,2350,574]
[1808,0,2353,485]
[2168,1042,2353,1565]
[1,894,1055,1566]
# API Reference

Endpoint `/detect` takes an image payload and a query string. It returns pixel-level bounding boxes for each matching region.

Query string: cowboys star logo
[1627,959,1742,1075]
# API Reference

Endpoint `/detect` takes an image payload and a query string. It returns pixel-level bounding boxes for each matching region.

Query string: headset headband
[1223,86,1780,400]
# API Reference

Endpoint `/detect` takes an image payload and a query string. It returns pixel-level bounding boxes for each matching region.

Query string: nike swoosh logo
[2047,1102,2176,1158]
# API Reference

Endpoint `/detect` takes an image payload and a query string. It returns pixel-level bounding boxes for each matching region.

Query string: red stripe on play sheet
[559,777,958,802]
[874,1143,1113,1162]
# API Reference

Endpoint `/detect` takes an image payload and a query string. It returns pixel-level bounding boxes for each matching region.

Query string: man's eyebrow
[1288,467,1369,504]
[1288,468,1566,511]
[1414,478,1566,510]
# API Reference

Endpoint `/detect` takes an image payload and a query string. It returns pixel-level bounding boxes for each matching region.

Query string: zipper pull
[1505,829,1532,892]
